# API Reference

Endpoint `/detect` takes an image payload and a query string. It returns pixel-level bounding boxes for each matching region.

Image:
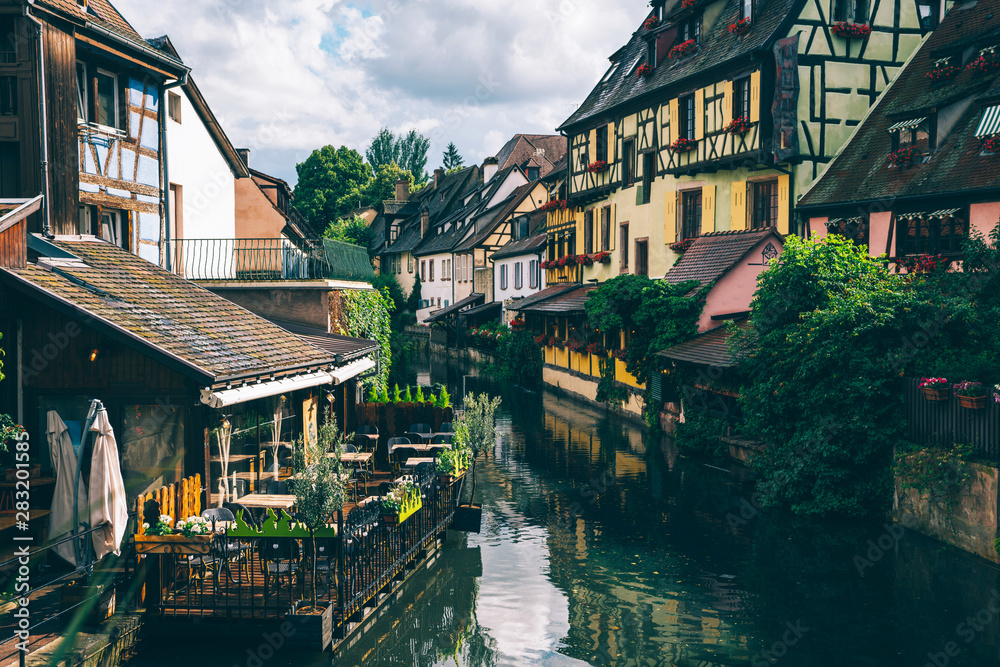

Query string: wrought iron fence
[903,378,1000,460]
[165,238,374,282]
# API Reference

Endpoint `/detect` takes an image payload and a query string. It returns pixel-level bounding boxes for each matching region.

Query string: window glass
[96,70,116,128]
[751,180,778,229]
[682,190,702,240]
[122,404,186,502]
[734,77,751,119]
[76,62,87,120]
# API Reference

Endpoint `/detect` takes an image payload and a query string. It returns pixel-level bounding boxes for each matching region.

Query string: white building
[491,211,547,322]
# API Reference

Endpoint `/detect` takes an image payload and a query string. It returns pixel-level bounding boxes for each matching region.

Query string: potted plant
[451,393,502,533]
[953,381,988,409]
[636,63,653,78]
[643,16,660,30]
[919,377,950,402]
[436,448,469,485]
[380,480,421,525]
[830,21,872,39]
[135,514,213,555]
[286,409,346,651]
[669,137,697,152]
[728,17,751,35]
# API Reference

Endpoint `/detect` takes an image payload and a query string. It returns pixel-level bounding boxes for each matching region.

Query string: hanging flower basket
[724,116,753,135]
[576,254,594,266]
[728,18,751,36]
[830,22,872,39]
[966,53,1000,75]
[668,39,697,59]
[669,238,695,253]
[983,136,1000,154]
[637,64,654,78]
[924,65,960,83]
[539,199,568,213]
[587,160,608,173]
[918,377,949,402]
[669,137,697,152]
[594,251,612,264]
[958,395,987,410]
[888,146,922,167]
[954,381,987,410]
[644,16,660,30]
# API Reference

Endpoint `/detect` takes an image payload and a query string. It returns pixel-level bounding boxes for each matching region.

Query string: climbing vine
[337,288,392,392]
[895,442,976,510]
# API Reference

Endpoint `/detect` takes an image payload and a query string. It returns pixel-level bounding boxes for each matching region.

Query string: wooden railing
[135,474,202,534]
[903,378,1000,460]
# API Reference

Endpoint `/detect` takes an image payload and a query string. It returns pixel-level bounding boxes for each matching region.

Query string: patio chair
[353,433,373,453]
[343,443,358,453]
[439,422,453,433]
[357,425,378,435]
[386,437,411,474]
[393,447,419,472]
[259,538,301,588]
[266,480,289,495]
[431,434,452,445]
[403,431,426,445]
[198,507,252,582]
[310,537,339,590]
[409,423,432,434]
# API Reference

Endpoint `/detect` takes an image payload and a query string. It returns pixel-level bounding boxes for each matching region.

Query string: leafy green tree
[442,142,464,170]
[732,235,950,519]
[293,146,371,230]
[365,128,430,185]
[407,275,422,313]
[365,163,414,205]
[322,215,371,248]
[365,128,399,175]
[488,330,542,386]
[454,393,502,508]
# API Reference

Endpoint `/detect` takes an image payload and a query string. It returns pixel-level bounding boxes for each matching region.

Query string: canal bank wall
[893,460,1000,564]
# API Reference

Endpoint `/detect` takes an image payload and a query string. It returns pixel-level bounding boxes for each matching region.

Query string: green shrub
[674,410,729,459]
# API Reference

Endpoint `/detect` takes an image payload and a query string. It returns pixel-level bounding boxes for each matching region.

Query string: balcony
[165,238,375,283]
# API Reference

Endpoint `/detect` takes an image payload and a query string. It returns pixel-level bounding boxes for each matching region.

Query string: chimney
[434,168,445,189]
[236,148,250,168]
[421,207,430,238]
[395,178,410,202]
[482,156,499,183]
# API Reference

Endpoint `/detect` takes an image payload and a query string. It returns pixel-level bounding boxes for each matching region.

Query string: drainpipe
[24,5,51,237]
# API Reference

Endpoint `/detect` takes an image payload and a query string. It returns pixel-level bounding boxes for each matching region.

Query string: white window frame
[76,61,87,123]
[514,262,523,290]
[500,264,508,290]
[94,67,119,132]
[529,260,537,288]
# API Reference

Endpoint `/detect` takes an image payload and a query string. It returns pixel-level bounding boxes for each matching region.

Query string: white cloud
[115,0,649,184]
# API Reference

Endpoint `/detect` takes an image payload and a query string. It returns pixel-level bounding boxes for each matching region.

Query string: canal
[128,354,1000,666]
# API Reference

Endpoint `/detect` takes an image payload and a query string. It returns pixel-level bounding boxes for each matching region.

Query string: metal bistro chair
[311,537,339,590]
[431,434,453,445]
[403,431,426,445]
[343,442,358,454]
[409,423,432,434]
[386,437,411,474]
[259,538,301,589]
[356,425,378,453]
[394,446,420,473]
[439,422,453,433]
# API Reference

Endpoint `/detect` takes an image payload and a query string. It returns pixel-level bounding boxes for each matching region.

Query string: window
[95,69,118,128]
[622,138,635,187]
[646,39,657,72]
[641,152,655,204]
[916,0,938,29]
[100,210,127,250]
[0,17,17,64]
[444,300,449,307]
[515,262,523,290]
[527,167,540,180]
[76,62,87,121]
[397,253,402,275]
[620,223,629,272]
[751,180,778,229]
[601,205,612,251]
[168,91,182,123]
[429,259,435,281]
[680,95,696,141]
[825,216,869,246]
[437,298,441,307]
[892,118,932,154]
[584,210,594,254]
[898,212,967,256]
[500,264,508,290]
[681,190,702,240]
[834,0,867,22]
[0,77,16,116]
[679,16,700,43]
[529,260,538,288]
[75,63,124,130]
[408,254,413,273]
[389,224,398,242]
[733,77,751,120]
[420,260,426,282]
[635,239,649,276]
[741,0,753,21]
[513,216,529,241]
[596,125,608,163]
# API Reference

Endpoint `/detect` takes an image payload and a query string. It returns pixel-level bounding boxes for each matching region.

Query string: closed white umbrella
[46,410,87,566]
[89,406,128,559]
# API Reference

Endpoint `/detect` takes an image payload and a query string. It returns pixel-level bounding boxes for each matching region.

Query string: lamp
[89,348,100,362]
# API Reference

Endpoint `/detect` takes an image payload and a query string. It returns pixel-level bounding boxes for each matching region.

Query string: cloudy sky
[115,0,649,186]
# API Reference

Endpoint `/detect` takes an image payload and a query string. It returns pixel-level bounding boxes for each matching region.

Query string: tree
[322,215,371,248]
[363,163,414,206]
[365,128,430,185]
[442,142,464,170]
[293,146,371,231]
[407,275,422,313]
[454,393,502,510]
[365,128,400,176]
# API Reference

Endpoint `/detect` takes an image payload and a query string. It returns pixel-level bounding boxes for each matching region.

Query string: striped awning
[928,208,961,218]
[897,208,960,220]
[887,117,926,132]
[975,105,1000,137]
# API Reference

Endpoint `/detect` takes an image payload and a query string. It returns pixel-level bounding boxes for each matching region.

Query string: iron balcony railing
[165,238,375,282]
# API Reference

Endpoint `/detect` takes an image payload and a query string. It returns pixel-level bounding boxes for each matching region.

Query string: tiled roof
[506,283,581,311]
[516,284,598,314]
[266,319,378,360]
[491,231,547,260]
[495,135,568,177]
[452,183,538,253]
[663,228,778,291]
[461,301,502,317]
[37,0,142,41]
[799,0,1000,208]
[2,240,336,384]
[425,293,484,323]
[559,0,799,131]
[379,167,480,256]
[656,319,749,367]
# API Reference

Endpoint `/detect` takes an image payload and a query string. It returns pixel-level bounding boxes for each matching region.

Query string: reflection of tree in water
[334,540,499,666]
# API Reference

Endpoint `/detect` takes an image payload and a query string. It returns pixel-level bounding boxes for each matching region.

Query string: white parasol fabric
[46,410,87,566]
[89,407,129,559]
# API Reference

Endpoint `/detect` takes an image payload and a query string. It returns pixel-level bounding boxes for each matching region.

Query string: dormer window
[974,104,1000,146]
[889,117,933,153]
[740,0,753,22]
[389,223,399,241]
[679,16,700,44]
[915,0,939,29]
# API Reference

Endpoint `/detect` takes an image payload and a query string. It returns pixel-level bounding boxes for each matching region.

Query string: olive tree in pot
[286,408,347,650]
[452,393,501,533]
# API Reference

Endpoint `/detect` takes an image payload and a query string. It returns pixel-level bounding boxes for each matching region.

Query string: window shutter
[664,191,677,244]
[749,70,761,124]
[694,88,705,140]
[609,204,616,251]
[777,173,791,235]
[702,185,716,235]
[731,181,747,231]
[723,80,734,127]
[589,129,597,164]
[669,99,680,143]
[607,122,616,162]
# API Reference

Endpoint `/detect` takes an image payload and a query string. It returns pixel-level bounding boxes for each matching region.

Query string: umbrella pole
[74,399,101,569]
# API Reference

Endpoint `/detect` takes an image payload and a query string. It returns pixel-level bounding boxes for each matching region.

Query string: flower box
[669,238,694,253]
[682,0,696,7]
[888,146,921,167]
[636,64,653,78]
[539,199,568,213]
[724,116,753,135]
[587,160,608,173]
[924,65,960,83]
[966,54,1000,75]
[134,533,213,555]
[594,251,612,264]
[288,601,333,652]
[983,136,1000,154]
[958,395,986,410]
[669,137,697,152]
[668,39,697,59]
[831,22,871,39]
[644,16,660,30]
[575,254,594,266]
[920,386,949,402]
[728,18,751,36]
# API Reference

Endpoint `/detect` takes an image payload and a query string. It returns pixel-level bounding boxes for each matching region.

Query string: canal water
[128,355,1000,666]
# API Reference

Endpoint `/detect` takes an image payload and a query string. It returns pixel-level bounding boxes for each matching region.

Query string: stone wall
[893,460,1000,563]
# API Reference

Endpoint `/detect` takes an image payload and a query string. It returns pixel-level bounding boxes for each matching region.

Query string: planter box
[288,600,332,651]
[436,470,467,487]
[61,581,115,624]
[134,533,212,555]
[958,395,986,410]
[453,504,482,533]
[4,464,41,482]
[921,386,950,402]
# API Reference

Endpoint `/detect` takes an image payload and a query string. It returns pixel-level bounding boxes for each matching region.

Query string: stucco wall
[698,236,783,332]
[894,460,1000,563]
[166,88,237,242]
[416,253,453,322]
[204,286,329,330]
[235,178,286,239]
[495,253,546,303]
[970,202,1000,238]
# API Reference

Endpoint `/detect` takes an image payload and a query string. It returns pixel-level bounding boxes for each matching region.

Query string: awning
[928,208,961,218]
[424,293,485,323]
[897,208,960,220]
[200,371,335,408]
[887,117,926,132]
[975,105,1000,137]
[330,357,376,384]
